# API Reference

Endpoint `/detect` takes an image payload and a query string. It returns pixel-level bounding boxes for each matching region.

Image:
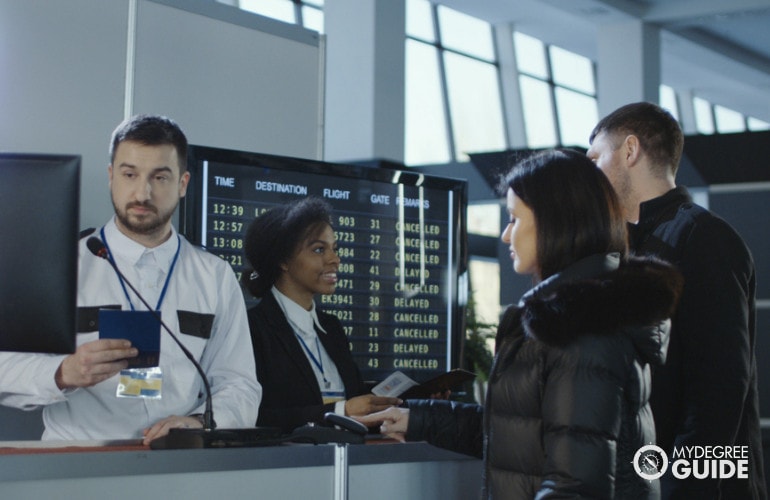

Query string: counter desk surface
[0,438,483,500]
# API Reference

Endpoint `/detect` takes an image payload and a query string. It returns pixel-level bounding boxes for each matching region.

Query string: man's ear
[179,171,191,198]
[622,134,641,165]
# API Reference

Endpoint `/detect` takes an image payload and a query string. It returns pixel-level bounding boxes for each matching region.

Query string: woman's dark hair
[241,197,333,298]
[503,148,627,280]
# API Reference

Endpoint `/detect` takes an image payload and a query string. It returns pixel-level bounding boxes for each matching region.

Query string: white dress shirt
[0,217,261,440]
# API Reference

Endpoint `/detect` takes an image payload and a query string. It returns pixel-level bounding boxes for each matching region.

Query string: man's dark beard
[113,201,175,236]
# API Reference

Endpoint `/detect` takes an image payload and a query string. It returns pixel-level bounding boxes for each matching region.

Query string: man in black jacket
[587,101,766,499]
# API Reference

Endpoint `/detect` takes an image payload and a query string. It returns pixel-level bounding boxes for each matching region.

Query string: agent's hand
[344,394,402,417]
[55,339,137,389]
[354,406,410,442]
[142,415,203,446]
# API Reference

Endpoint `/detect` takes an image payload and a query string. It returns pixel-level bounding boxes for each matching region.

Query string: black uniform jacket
[247,292,367,433]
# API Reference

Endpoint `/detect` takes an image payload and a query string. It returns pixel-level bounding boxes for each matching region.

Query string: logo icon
[633,444,669,480]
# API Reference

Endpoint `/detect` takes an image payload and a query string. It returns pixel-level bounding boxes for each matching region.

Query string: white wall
[0,0,323,440]
[0,0,323,229]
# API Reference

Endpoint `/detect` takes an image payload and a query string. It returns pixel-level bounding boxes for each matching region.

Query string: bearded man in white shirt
[0,115,260,445]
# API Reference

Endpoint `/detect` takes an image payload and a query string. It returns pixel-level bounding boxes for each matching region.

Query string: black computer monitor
[0,153,80,354]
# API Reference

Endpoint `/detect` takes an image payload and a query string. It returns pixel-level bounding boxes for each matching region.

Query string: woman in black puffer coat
[357,149,683,499]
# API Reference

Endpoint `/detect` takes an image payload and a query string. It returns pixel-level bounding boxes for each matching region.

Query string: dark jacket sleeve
[404,399,484,458]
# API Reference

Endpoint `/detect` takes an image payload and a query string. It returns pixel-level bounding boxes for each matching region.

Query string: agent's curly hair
[241,197,333,298]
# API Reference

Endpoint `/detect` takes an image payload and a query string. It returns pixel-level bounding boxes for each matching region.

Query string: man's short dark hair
[109,114,188,172]
[589,101,684,177]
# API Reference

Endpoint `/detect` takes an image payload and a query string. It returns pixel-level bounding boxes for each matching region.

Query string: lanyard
[295,332,330,388]
[100,227,181,312]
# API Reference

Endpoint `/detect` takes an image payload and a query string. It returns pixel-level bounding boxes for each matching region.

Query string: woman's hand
[354,406,410,442]
[344,394,402,417]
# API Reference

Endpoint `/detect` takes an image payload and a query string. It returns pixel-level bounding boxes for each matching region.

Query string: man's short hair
[589,102,684,177]
[109,114,188,172]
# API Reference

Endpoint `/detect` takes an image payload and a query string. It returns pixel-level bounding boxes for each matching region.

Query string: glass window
[549,45,594,94]
[406,0,435,42]
[301,5,323,33]
[469,258,501,326]
[693,97,715,134]
[659,85,679,121]
[519,75,557,148]
[748,117,770,131]
[238,0,295,23]
[404,39,451,165]
[714,105,746,133]
[405,3,504,164]
[468,203,501,237]
[514,32,597,149]
[514,32,548,79]
[436,6,495,62]
[443,52,506,160]
[304,0,323,6]
[554,87,597,148]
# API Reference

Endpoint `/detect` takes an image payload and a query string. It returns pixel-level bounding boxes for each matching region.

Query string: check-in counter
[0,440,482,500]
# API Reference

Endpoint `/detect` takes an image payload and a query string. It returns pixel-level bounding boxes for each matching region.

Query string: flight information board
[181,146,467,383]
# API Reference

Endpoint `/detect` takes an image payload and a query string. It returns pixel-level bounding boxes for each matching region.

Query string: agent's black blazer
[247,292,367,433]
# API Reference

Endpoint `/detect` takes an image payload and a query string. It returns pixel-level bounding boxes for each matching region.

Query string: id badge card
[322,390,345,405]
[99,309,164,399]
[116,367,163,399]
[98,309,160,368]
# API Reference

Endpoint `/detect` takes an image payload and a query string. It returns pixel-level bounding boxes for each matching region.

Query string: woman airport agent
[242,197,401,433]
[357,149,683,499]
